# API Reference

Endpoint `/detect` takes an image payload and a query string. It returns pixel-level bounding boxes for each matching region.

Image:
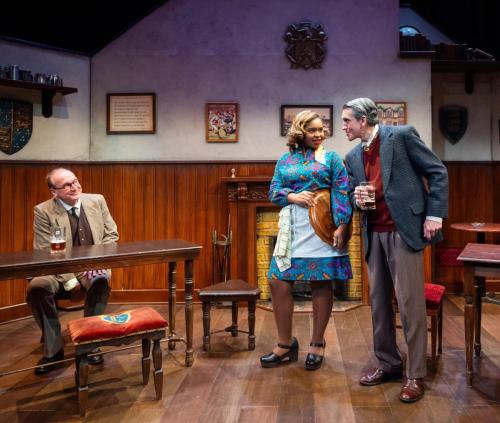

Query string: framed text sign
[107,93,156,134]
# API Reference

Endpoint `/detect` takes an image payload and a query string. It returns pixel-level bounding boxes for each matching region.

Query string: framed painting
[375,101,407,126]
[280,105,333,137]
[107,93,156,134]
[206,103,239,142]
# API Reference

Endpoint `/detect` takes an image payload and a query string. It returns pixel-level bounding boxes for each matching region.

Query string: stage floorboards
[0,296,499,422]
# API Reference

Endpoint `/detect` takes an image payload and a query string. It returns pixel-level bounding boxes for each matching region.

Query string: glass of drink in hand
[359,181,376,210]
[50,226,66,253]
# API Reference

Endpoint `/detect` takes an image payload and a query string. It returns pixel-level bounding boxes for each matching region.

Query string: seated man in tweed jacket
[27,168,119,374]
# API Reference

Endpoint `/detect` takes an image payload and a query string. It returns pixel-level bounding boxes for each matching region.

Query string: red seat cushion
[68,307,168,345]
[424,283,445,309]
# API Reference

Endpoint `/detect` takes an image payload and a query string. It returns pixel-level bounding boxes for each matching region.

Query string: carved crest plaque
[284,21,327,69]
[439,105,467,144]
[0,99,33,155]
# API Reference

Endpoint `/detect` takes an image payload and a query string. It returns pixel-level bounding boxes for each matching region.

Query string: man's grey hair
[343,97,379,126]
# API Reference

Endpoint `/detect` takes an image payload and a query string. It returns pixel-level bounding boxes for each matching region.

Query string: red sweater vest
[363,135,395,232]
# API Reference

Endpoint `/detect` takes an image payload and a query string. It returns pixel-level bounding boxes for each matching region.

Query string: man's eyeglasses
[52,179,81,190]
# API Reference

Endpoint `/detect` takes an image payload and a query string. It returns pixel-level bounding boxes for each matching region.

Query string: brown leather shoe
[399,378,425,403]
[359,367,403,386]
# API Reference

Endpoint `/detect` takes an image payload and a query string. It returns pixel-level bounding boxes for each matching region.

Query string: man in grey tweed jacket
[342,98,448,403]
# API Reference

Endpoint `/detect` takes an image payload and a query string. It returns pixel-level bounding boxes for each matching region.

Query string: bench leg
[231,301,239,337]
[248,300,256,350]
[142,338,151,385]
[202,301,211,352]
[153,339,163,399]
[75,355,89,418]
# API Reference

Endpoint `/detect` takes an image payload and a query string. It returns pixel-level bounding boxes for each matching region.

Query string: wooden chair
[394,282,445,370]
[67,307,167,417]
[199,279,260,352]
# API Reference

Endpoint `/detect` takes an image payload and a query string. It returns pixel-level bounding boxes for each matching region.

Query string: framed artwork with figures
[206,103,239,142]
[280,105,333,137]
[375,101,407,126]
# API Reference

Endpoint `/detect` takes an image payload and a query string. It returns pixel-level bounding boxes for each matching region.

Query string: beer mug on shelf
[50,226,66,253]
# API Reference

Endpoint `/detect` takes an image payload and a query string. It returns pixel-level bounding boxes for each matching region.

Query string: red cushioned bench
[68,307,168,417]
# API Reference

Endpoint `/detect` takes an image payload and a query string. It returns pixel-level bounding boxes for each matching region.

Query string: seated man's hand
[83,269,107,280]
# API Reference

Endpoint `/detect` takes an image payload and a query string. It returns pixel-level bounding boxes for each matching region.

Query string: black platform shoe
[305,341,325,371]
[260,337,299,368]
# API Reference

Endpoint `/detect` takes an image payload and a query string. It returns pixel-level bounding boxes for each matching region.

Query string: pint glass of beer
[359,181,376,210]
[50,226,66,253]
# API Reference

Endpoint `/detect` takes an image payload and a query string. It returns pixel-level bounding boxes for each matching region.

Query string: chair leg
[438,305,443,355]
[142,338,151,385]
[231,301,239,337]
[430,315,437,371]
[248,300,256,351]
[202,301,211,351]
[152,339,163,400]
[76,354,89,418]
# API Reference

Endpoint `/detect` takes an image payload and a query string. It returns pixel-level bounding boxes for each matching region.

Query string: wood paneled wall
[0,161,498,321]
[0,161,275,321]
[436,162,500,291]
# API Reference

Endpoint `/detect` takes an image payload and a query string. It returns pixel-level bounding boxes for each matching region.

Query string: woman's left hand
[332,224,348,249]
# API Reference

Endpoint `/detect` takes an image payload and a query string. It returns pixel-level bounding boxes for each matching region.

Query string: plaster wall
[432,72,500,161]
[90,0,432,161]
[0,40,90,160]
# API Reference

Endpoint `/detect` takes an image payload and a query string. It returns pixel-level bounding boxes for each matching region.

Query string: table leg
[474,276,484,357]
[463,265,475,387]
[168,262,177,350]
[185,259,194,367]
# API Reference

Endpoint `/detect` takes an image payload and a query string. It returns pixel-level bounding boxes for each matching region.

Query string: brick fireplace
[221,177,367,303]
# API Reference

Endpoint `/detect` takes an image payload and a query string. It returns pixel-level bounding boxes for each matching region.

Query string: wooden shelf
[0,78,78,118]
[431,60,500,73]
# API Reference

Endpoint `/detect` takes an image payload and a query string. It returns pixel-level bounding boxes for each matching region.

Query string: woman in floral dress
[260,110,352,371]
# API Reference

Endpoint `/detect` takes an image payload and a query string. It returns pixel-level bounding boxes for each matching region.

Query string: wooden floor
[0,296,499,422]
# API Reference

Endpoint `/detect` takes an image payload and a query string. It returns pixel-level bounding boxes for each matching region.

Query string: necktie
[70,207,79,219]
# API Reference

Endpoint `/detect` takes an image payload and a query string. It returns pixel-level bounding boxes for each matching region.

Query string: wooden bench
[67,307,168,417]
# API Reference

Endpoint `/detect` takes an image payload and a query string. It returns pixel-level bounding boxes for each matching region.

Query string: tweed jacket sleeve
[402,126,449,218]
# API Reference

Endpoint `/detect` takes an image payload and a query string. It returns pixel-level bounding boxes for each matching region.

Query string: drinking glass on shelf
[50,226,66,253]
[359,181,376,210]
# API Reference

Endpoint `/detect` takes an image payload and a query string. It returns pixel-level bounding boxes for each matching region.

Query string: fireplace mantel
[220,176,374,304]
[220,177,272,202]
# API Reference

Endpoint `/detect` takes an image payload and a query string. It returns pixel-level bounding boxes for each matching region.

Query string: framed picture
[280,105,333,137]
[107,93,156,134]
[375,101,407,126]
[206,103,239,142]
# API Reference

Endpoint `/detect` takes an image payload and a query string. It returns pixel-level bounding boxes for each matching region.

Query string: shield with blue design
[101,311,131,324]
[0,99,33,155]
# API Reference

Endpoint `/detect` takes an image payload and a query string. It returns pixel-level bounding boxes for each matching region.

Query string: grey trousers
[26,272,111,358]
[367,232,427,379]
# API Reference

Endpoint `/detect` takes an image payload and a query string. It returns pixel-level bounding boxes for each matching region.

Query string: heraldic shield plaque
[439,104,467,144]
[0,99,33,155]
[284,21,327,69]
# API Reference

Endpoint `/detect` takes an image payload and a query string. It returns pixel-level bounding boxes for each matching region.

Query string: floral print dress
[268,148,353,281]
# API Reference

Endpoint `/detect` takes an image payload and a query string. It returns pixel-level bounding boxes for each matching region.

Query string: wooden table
[450,222,500,244]
[457,243,500,386]
[450,223,500,360]
[0,239,201,367]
